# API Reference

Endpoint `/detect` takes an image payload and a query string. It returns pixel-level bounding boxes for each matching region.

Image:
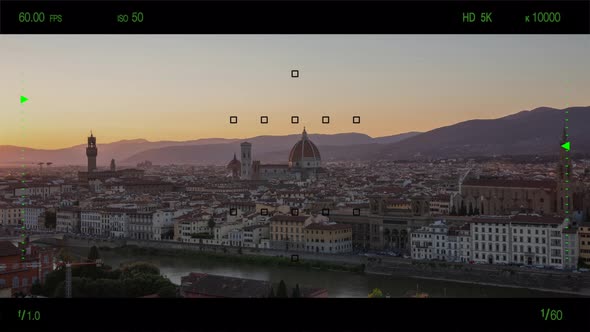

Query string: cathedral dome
[288,128,321,168]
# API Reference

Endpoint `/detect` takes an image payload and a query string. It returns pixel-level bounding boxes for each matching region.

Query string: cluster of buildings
[410,214,581,270]
[229,128,325,181]
[0,126,589,275]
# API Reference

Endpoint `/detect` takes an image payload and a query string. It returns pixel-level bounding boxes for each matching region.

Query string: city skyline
[1,35,589,149]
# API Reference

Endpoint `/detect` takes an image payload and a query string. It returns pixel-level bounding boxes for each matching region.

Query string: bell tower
[86,131,98,172]
[240,142,252,180]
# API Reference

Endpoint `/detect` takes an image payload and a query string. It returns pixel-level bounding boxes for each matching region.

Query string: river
[64,246,583,298]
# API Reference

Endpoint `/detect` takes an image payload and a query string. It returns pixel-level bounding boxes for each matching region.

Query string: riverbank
[65,245,580,298]
[99,245,366,273]
[50,236,590,296]
[366,260,590,296]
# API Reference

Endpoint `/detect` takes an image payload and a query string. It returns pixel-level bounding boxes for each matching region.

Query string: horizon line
[1,130,423,151]
[3,105,587,150]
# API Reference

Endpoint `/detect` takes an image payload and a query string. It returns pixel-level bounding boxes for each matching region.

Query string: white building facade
[56,208,81,233]
[81,211,102,235]
[24,206,45,230]
[411,215,577,269]
[474,216,569,267]
[410,220,448,260]
[0,205,22,226]
[105,210,129,239]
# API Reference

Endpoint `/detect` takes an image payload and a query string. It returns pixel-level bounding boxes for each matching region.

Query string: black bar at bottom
[0,1,589,34]
[1,298,590,331]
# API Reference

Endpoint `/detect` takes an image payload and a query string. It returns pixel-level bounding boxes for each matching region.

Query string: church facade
[453,127,590,222]
[227,128,323,182]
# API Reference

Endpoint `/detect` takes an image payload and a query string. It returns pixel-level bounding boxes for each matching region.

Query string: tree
[120,262,160,279]
[36,261,175,298]
[276,280,288,298]
[237,247,243,255]
[292,284,301,298]
[157,285,177,298]
[31,280,43,295]
[473,207,480,215]
[58,248,75,263]
[87,246,101,261]
[468,204,474,216]
[268,287,275,298]
[41,266,66,297]
[208,219,216,233]
[121,273,175,298]
[368,288,383,298]
[77,264,100,279]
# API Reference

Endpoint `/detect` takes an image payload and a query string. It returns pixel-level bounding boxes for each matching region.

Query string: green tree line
[267,280,302,298]
[32,246,177,298]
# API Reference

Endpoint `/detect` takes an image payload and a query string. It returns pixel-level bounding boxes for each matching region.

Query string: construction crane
[56,259,103,298]
[2,259,102,298]
[4,245,103,298]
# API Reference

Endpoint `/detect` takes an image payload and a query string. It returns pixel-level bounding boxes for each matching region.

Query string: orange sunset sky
[1,35,589,150]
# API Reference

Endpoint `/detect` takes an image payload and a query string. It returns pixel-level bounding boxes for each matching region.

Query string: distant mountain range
[373,106,590,160]
[1,106,588,166]
[0,131,420,166]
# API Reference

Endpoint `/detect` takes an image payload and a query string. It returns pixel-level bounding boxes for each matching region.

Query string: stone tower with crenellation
[86,131,98,172]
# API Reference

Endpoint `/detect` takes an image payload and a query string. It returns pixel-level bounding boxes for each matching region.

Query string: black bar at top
[1,1,589,34]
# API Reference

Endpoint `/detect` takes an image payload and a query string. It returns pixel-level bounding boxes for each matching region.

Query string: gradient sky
[1,35,589,149]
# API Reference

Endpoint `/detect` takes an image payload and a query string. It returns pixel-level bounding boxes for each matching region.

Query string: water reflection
[69,247,581,298]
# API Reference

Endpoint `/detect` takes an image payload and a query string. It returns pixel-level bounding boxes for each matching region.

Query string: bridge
[0,233,67,247]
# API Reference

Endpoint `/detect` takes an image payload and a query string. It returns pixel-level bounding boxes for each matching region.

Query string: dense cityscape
[1,123,590,298]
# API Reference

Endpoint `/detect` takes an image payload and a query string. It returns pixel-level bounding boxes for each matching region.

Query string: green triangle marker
[20,96,28,104]
[561,141,570,151]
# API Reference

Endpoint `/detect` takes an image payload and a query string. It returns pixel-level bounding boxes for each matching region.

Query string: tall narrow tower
[240,142,252,180]
[86,131,98,173]
[110,159,116,172]
[556,124,571,216]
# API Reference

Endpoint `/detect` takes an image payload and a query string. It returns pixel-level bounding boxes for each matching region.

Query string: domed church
[288,127,321,169]
[227,128,322,181]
